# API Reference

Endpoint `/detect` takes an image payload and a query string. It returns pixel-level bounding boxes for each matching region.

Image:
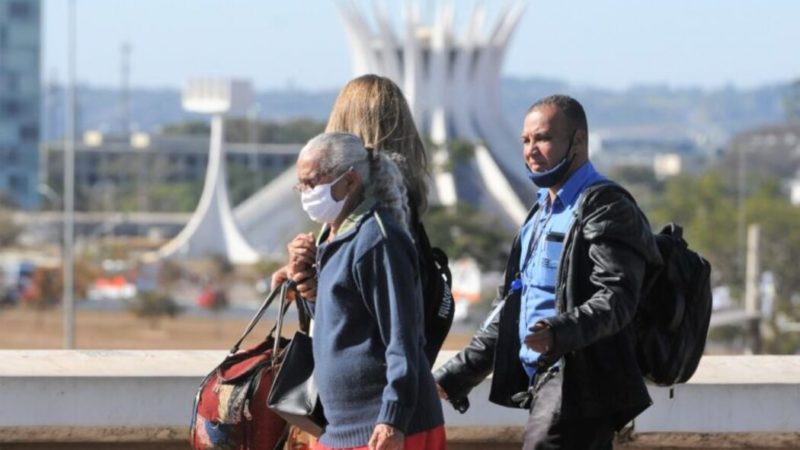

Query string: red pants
[314,425,446,450]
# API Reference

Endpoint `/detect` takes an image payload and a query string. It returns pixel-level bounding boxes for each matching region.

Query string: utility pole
[744,224,761,354]
[120,42,131,136]
[63,0,77,349]
[736,141,747,289]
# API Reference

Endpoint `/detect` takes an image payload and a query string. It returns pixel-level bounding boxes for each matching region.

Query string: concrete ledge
[0,350,223,377]
[634,356,800,433]
[0,351,798,448]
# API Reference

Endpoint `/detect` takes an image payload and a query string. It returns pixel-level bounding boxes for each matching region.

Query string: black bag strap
[295,293,312,333]
[271,281,312,367]
[272,281,291,360]
[228,283,280,354]
[229,280,309,354]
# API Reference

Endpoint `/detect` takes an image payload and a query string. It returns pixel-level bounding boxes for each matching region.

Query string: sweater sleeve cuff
[376,400,412,434]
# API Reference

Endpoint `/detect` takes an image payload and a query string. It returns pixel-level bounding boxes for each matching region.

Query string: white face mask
[300,171,349,224]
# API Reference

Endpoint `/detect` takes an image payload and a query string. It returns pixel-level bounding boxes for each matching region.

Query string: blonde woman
[272,76,448,449]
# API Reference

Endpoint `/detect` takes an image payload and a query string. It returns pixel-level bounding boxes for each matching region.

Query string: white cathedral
[160,1,531,262]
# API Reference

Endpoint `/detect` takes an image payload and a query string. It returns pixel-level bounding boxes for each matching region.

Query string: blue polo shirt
[518,162,606,380]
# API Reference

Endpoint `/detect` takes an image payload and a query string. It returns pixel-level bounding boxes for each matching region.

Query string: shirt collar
[317,192,377,245]
[536,161,598,209]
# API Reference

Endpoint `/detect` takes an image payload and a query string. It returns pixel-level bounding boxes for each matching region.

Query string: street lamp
[63,0,77,349]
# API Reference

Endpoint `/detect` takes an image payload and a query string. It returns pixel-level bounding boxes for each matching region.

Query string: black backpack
[582,183,713,386]
[413,220,455,366]
[636,223,713,386]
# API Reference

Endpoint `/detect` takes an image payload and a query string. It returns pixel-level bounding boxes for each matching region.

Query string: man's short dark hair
[528,94,588,132]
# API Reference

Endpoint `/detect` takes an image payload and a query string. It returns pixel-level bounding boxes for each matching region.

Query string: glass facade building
[0,0,40,209]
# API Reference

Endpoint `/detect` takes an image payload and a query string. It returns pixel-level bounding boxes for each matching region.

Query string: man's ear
[574,129,589,153]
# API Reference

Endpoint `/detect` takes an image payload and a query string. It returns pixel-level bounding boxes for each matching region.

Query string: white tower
[338,1,530,223]
[158,79,261,264]
[232,1,532,256]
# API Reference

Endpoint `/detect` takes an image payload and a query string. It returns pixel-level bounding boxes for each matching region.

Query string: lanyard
[522,204,553,272]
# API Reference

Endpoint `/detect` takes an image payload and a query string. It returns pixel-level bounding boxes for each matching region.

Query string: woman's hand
[287,232,316,274]
[368,424,404,450]
[291,267,317,301]
[270,264,296,301]
[270,264,290,290]
[270,263,315,301]
[286,232,318,301]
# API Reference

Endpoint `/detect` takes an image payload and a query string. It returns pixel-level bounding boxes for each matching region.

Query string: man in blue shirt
[435,95,661,450]
[518,160,605,379]
[517,95,604,378]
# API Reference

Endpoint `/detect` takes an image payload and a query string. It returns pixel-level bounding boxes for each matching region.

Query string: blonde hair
[325,74,429,216]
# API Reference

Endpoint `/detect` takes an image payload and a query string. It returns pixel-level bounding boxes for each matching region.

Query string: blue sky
[44,0,800,91]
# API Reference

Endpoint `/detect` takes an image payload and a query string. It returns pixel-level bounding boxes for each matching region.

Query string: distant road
[12,211,191,241]
[13,211,190,227]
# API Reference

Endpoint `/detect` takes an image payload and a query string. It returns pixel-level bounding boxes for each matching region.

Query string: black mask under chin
[526,132,576,188]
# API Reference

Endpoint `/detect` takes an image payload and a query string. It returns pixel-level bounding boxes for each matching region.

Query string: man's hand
[436,384,448,400]
[524,322,554,353]
[368,423,404,450]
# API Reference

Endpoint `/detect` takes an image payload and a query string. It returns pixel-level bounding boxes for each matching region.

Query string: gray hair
[300,132,410,228]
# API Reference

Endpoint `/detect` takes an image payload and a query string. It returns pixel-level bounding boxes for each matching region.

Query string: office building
[0,0,40,209]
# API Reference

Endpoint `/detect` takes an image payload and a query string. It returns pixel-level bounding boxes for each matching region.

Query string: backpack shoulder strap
[414,217,433,251]
[575,179,636,223]
[415,220,452,282]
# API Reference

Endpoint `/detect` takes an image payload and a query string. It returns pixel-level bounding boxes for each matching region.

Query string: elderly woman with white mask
[292,132,445,450]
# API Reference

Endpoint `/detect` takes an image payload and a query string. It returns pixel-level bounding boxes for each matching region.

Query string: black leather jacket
[434,183,663,430]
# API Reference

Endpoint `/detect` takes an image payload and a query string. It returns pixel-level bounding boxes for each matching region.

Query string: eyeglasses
[293,167,353,194]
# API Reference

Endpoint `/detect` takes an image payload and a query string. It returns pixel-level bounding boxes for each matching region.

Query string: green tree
[445,140,476,171]
[160,121,210,136]
[227,162,282,206]
[424,203,514,272]
[742,180,800,353]
[651,171,739,288]
[113,181,202,213]
[652,171,800,354]
[127,292,183,329]
[160,118,325,144]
